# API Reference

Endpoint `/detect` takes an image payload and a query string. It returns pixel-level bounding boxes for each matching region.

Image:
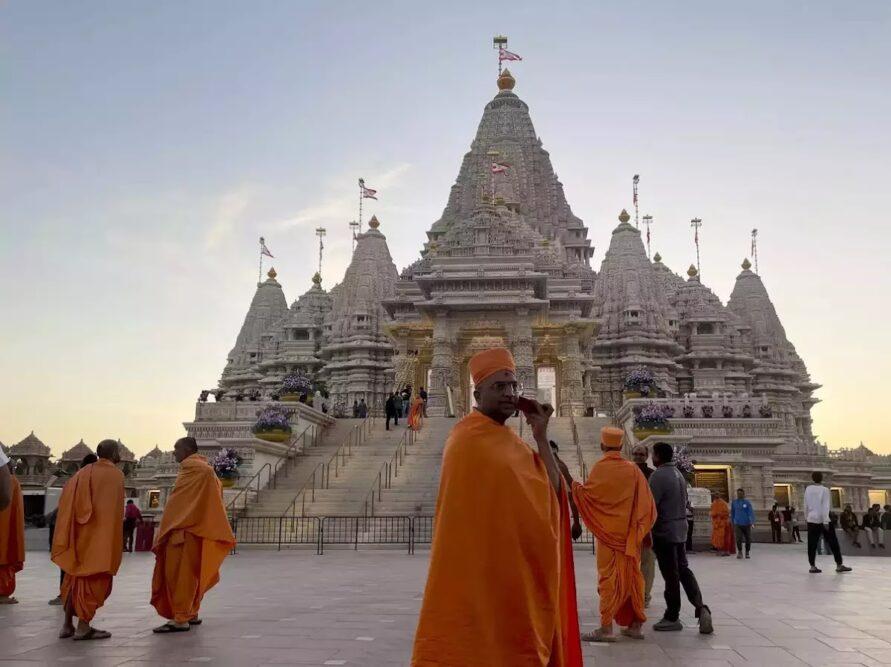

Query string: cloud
[205,185,256,249]
[274,163,412,231]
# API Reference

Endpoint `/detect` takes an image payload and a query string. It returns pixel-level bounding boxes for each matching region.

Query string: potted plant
[682,404,695,418]
[632,402,674,439]
[722,405,734,418]
[741,404,753,418]
[675,446,696,485]
[279,372,313,402]
[759,404,773,418]
[623,367,655,400]
[210,448,242,488]
[251,406,293,443]
[701,405,714,418]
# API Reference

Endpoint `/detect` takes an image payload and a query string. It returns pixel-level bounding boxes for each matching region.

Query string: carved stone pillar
[559,326,585,416]
[427,312,454,417]
[511,310,536,399]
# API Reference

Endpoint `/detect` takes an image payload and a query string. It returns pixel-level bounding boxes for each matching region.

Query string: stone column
[559,325,585,416]
[511,310,536,399]
[427,312,454,417]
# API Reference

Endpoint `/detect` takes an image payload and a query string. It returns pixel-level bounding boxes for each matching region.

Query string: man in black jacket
[384,393,398,430]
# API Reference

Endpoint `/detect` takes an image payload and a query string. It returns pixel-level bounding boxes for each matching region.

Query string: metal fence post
[318,517,324,555]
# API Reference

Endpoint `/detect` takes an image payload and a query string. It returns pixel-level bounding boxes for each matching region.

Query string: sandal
[581,629,617,643]
[73,628,111,641]
[188,618,203,626]
[58,628,75,639]
[153,622,190,634]
[620,627,645,640]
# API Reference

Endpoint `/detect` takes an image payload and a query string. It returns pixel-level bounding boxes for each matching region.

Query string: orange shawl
[710,498,735,554]
[412,410,580,666]
[0,477,25,572]
[51,460,124,577]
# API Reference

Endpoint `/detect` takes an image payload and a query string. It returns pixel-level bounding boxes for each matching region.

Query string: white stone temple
[184,67,888,518]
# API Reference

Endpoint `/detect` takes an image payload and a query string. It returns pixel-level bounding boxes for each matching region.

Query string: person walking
[631,444,657,607]
[385,393,398,431]
[768,504,782,544]
[730,489,755,559]
[357,399,368,419]
[648,442,713,635]
[790,506,803,543]
[804,471,851,573]
[123,500,142,553]
[419,387,428,418]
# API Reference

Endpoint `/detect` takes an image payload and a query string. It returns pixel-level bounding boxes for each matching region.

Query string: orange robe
[710,499,735,554]
[572,451,657,628]
[52,459,124,621]
[0,477,25,597]
[412,410,581,667]
[151,454,236,624]
[407,397,424,431]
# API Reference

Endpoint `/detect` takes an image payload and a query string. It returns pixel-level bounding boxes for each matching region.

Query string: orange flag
[412,410,580,666]
[0,476,25,597]
[572,451,656,629]
[52,459,124,621]
[151,454,236,624]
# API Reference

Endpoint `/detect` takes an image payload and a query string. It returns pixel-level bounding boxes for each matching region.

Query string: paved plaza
[1,544,890,666]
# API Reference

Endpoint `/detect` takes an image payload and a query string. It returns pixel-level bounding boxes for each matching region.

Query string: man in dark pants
[768,504,782,543]
[730,488,755,559]
[648,442,713,634]
[685,501,695,553]
[384,393,398,430]
[804,471,851,574]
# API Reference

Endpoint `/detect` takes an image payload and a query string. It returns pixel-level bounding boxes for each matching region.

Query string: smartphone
[516,396,537,415]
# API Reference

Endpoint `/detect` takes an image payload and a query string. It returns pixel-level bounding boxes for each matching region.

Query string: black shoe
[698,606,714,635]
[836,564,852,573]
[809,566,821,573]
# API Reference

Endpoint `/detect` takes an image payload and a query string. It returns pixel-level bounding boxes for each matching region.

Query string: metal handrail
[272,425,314,488]
[363,423,419,516]
[226,462,272,519]
[281,416,374,518]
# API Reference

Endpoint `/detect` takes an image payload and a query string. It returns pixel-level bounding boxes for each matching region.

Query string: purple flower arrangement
[624,367,655,394]
[210,448,242,480]
[722,405,734,418]
[280,372,313,397]
[674,446,696,478]
[633,402,674,430]
[252,406,293,435]
[759,404,773,418]
[682,404,695,418]
[701,405,714,418]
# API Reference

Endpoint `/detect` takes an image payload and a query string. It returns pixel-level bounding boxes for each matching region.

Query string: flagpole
[494,35,508,77]
[751,228,759,274]
[258,237,264,283]
[643,215,653,259]
[358,180,363,233]
[691,218,703,277]
[633,175,640,228]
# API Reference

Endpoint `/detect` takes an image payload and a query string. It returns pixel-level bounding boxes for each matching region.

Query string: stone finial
[267,267,277,280]
[497,68,516,91]
[653,252,662,263]
[618,209,631,224]
[741,258,752,271]
[368,215,380,230]
[312,272,322,286]
[687,264,699,278]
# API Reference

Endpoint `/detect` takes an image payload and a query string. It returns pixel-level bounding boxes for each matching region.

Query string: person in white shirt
[804,471,851,574]
[0,446,12,511]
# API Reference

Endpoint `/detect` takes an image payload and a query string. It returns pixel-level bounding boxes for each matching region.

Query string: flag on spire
[491,162,509,174]
[498,48,522,62]
[259,237,274,258]
[359,178,378,200]
[632,174,639,204]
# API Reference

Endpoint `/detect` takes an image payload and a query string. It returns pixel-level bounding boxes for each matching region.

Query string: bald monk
[52,440,124,640]
[562,427,656,642]
[710,493,735,557]
[151,436,236,633]
[412,348,582,666]
[0,463,24,604]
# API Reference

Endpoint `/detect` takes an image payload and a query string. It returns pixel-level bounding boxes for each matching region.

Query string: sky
[1,1,890,457]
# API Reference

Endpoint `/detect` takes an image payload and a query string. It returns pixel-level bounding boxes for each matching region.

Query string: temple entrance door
[537,366,557,408]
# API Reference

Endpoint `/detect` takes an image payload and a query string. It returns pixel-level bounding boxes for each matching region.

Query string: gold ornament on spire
[497,68,516,91]
[312,271,322,286]
[368,215,380,230]
[653,252,662,263]
[267,267,277,280]
[618,209,631,224]
[742,258,752,270]
[687,264,698,278]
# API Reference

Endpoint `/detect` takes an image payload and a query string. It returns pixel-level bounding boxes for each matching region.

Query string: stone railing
[193,400,334,428]
[618,396,771,422]
[666,419,782,440]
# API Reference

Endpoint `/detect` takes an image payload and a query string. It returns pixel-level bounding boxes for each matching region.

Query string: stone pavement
[1,544,890,666]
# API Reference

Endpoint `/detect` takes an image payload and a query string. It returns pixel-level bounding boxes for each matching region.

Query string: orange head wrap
[469,348,516,386]
[601,426,624,449]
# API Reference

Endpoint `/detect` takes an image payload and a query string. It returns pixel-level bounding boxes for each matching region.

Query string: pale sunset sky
[1,2,889,456]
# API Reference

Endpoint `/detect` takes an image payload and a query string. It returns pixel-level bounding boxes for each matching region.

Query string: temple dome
[10,431,51,458]
[61,439,93,462]
[116,439,136,462]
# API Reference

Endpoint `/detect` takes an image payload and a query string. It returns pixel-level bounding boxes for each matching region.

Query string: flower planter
[279,394,300,402]
[220,477,237,488]
[632,427,672,440]
[623,391,643,400]
[254,429,291,443]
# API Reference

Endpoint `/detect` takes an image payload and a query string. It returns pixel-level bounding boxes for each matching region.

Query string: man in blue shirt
[730,488,756,559]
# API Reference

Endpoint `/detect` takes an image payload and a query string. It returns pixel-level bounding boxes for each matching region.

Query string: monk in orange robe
[0,463,25,604]
[407,396,424,431]
[52,440,124,640]
[565,427,656,642]
[710,494,735,556]
[151,436,236,633]
[412,348,582,666]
